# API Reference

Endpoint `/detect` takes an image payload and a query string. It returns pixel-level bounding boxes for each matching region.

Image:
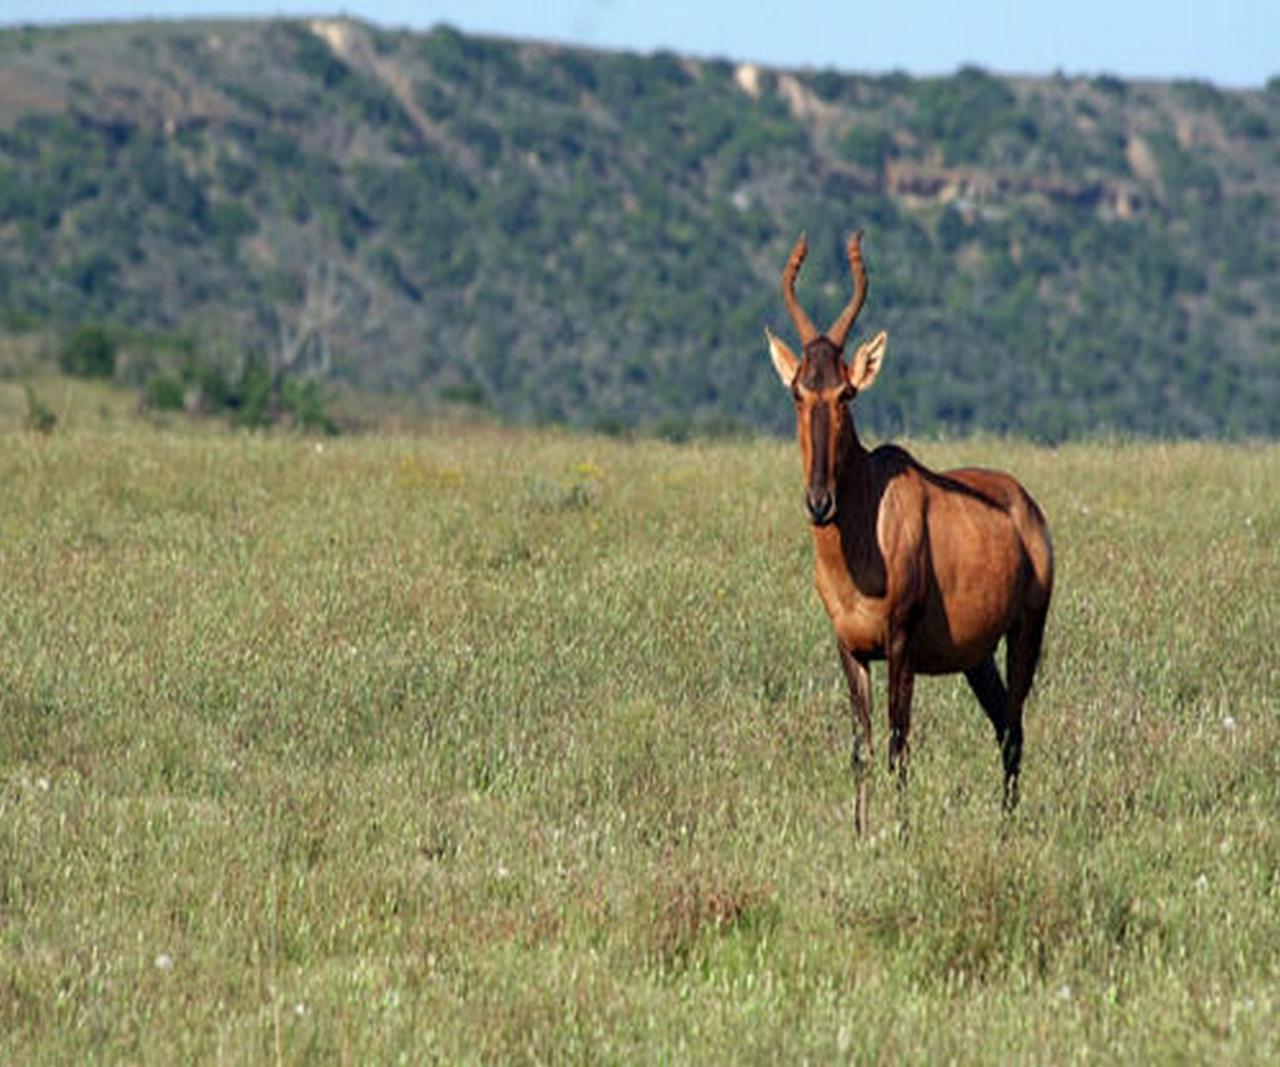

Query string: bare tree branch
[273,262,346,386]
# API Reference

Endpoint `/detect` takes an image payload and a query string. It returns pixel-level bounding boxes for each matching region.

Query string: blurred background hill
[1,18,1278,438]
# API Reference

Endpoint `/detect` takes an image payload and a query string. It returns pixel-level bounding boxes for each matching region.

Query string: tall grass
[1,423,1276,1062]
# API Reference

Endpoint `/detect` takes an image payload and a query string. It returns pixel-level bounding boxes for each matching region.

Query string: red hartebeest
[765,231,1054,834]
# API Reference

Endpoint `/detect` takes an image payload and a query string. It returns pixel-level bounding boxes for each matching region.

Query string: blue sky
[3,1,1276,88]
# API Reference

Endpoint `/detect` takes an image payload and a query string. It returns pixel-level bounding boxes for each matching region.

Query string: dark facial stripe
[809,403,830,493]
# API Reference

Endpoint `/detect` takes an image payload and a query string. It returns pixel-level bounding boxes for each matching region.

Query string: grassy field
[1,406,1277,1062]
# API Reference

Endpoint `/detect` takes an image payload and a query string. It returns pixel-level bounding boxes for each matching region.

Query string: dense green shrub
[59,324,117,378]
[808,68,847,102]
[1148,131,1221,201]
[414,78,455,120]
[208,200,257,253]
[911,66,1037,163]
[420,24,518,91]
[1091,73,1128,97]
[555,49,598,92]
[839,125,891,169]
[280,376,338,434]
[936,205,968,252]
[438,382,487,407]
[143,372,185,411]
[228,353,273,429]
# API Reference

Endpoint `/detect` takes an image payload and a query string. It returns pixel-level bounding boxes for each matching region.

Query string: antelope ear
[765,327,799,387]
[848,330,887,392]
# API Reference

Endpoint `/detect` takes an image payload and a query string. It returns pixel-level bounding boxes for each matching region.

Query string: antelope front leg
[837,643,873,835]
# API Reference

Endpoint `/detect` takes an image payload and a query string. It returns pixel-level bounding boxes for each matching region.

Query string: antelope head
[766,231,888,526]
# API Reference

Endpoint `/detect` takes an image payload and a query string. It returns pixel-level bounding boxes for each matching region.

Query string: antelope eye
[838,382,857,403]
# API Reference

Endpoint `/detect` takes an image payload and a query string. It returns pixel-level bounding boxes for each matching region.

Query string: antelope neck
[834,417,871,514]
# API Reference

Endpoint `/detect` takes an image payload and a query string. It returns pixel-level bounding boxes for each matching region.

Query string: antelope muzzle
[806,488,837,526]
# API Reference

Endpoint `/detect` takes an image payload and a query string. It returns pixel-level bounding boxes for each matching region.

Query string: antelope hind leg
[886,630,915,841]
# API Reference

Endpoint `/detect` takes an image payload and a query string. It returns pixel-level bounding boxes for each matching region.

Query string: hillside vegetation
[1,419,1277,1060]
[1,19,1279,437]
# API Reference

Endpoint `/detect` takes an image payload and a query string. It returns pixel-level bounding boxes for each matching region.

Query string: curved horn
[827,230,868,351]
[781,234,818,347]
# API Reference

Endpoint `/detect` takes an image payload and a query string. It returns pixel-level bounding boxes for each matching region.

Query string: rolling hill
[1,18,1278,438]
